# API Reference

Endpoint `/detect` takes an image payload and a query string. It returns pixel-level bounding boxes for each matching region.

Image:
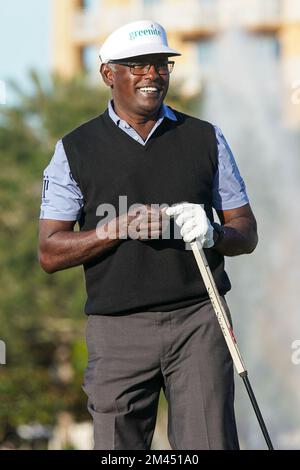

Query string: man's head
[99,20,181,119]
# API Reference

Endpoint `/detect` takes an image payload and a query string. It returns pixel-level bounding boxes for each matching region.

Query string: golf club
[190,239,274,450]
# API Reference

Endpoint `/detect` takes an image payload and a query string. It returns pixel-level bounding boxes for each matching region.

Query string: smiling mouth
[137,86,161,96]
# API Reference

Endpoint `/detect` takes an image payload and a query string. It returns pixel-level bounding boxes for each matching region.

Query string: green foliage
[0,70,200,446]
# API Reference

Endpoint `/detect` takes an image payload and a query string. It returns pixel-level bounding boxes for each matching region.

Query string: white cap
[99,20,181,63]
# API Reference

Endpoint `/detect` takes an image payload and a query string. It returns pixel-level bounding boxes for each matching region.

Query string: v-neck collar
[107,100,177,147]
[103,109,177,152]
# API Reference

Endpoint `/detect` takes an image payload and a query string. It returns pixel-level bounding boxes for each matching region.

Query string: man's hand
[166,203,214,247]
[117,204,169,240]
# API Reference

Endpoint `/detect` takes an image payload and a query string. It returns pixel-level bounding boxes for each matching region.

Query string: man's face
[101,54,171,118]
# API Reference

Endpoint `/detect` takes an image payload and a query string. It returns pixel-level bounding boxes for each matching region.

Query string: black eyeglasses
[108,61,175,76]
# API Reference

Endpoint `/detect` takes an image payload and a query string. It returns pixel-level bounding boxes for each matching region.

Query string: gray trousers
[82,297,239,450]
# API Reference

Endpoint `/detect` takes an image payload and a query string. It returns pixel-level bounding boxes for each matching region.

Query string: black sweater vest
[62,109,231,315]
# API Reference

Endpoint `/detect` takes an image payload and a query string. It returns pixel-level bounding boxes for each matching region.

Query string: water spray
[190,239,274,450]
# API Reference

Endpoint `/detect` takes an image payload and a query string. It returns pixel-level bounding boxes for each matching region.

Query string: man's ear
[100,63,114,87]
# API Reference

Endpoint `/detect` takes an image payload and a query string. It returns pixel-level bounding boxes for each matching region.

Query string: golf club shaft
[190,239,274,450]
[242,375,274,450]
[190,240,246,374]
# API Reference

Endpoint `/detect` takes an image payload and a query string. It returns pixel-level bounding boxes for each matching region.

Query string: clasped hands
[107,202,214,247]
[166,202,214,247]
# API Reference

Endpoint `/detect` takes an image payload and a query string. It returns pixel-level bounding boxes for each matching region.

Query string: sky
[0,0,50,104]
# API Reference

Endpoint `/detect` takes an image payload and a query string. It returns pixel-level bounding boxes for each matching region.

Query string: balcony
[72,0,289,45]
[145,0,219,39]
[72,0,220,44]
[73,11,102,44]
[240,0,281,33]
[282,0,300,22]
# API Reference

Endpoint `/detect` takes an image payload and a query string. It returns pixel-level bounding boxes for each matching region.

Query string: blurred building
[52,0,300,127]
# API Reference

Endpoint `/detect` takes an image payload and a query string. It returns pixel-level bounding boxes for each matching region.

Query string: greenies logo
[129,24,162,41]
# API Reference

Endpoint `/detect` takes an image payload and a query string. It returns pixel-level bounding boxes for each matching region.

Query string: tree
[0,70,200,447]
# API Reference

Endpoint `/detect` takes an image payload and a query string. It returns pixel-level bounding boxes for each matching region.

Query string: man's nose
[144,64,160,79]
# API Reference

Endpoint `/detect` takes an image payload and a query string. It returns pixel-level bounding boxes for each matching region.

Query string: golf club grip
[190,240,246,375]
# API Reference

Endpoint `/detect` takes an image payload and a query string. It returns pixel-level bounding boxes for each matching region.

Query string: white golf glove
[166,203,215,247]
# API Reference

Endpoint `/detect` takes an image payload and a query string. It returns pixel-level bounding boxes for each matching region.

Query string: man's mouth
[137,86,161,96]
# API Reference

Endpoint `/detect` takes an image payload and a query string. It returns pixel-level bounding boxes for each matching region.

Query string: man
[39,20,258,450]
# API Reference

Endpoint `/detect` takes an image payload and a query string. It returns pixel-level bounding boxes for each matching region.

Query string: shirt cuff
[213,198,249,211]
[39,210,79,221]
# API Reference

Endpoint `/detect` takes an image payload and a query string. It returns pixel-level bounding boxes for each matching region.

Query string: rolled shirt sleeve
[212,125,249,211]
[40,140,84,221]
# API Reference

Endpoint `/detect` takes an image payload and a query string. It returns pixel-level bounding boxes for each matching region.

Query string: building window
[143,0,160,6]
[197,39,215,66]
[272,36,280,59]
[82,45,99,73]
[80,0,99,11]
[255,34,281,61]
